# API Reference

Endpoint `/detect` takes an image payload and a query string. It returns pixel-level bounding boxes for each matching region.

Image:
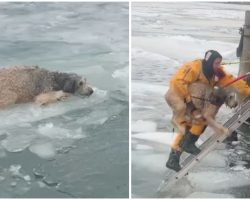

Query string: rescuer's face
[213,57,222,71]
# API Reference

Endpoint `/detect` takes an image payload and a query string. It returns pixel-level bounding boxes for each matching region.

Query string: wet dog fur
[165,82,239,136]
[0,66,93,108]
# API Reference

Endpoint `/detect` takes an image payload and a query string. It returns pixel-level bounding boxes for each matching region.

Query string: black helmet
[202,50,222,81]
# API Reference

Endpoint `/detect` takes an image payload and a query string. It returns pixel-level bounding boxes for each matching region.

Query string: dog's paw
[55,91,70,101]
[220,127,230,136]
[35,99,48,106]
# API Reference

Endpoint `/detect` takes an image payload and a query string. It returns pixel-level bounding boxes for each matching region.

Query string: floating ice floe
[132,152,166,173]
[132,35,236,63]
[197,150,227,168]
[132,47,180,66]
[134,144,153,150]
[132,132,173,146]
[1,133,35,153]
[132,120,157,133]
[9,165,22,178]
[112,66,128,81]
[75,110,109,126]
[0,87,107,125]
[38,123,84,139]
[132,81,166,95]
[187,192,234,198]
[8,164,31,183]
[187,170,250,192]
[230,165,246,171]
[29,142,56,160]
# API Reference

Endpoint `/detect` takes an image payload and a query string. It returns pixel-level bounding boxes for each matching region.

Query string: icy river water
[0,3,128,198]
[132,2,250,198]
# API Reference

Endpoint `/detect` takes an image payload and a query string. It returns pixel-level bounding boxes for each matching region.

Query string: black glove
[246,76,250,86]
[186,101,196,115]
[210,86,226,106]
[213,86,226,98]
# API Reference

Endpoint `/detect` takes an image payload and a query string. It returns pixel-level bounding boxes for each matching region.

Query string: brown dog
[0,66,93,108]
[165,82,239,136]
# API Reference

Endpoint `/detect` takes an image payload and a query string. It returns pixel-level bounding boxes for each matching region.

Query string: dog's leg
[172,114,186,135]
[55,91,70,101]
[0,90,18,108]
[165,88,187,135]
[203,113,229,135]
[35,91,70,106]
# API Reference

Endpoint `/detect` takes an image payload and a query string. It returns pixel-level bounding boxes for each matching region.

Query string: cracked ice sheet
[0,122,86,154]
[0,88,107,129]
[132,132,173,146]
[0,88,123,158]
[186,169,250,196]
[132,35,236,65]
[132,120,157,133]
[187,192,234,198]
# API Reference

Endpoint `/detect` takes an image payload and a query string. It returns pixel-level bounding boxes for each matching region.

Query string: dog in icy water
[0,66,93,108]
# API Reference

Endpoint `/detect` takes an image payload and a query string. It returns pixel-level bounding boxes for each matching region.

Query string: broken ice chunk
[29,142,56,160]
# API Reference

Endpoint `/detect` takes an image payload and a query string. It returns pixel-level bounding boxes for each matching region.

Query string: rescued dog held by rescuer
[0,66,93,108]
[165,82,239,137]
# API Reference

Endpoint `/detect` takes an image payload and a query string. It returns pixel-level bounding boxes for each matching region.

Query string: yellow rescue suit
[170,59,250,151]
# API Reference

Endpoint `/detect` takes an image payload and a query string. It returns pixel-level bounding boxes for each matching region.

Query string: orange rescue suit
[170,59,250,151]
[170,59,250,103]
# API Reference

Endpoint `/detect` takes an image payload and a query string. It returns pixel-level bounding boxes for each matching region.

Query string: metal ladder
[157,98,250,193]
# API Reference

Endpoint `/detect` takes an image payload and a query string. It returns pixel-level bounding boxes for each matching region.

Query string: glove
[213,86,225,97]
[210,86,226,106]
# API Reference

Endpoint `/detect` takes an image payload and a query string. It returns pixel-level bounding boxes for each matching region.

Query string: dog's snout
[88,87,94,96]
[234,101,238,108]
[228,99,238,108]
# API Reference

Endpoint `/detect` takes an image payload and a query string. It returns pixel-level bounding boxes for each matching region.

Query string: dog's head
[63,77,93,96]
[211,86,238,108]
[225,92,238,108]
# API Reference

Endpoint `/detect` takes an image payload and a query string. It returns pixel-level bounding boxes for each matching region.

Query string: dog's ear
[63,79,77,93]
[79,78,87,86]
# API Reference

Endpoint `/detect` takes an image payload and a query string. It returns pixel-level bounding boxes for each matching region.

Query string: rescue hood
[202,50,222,81]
